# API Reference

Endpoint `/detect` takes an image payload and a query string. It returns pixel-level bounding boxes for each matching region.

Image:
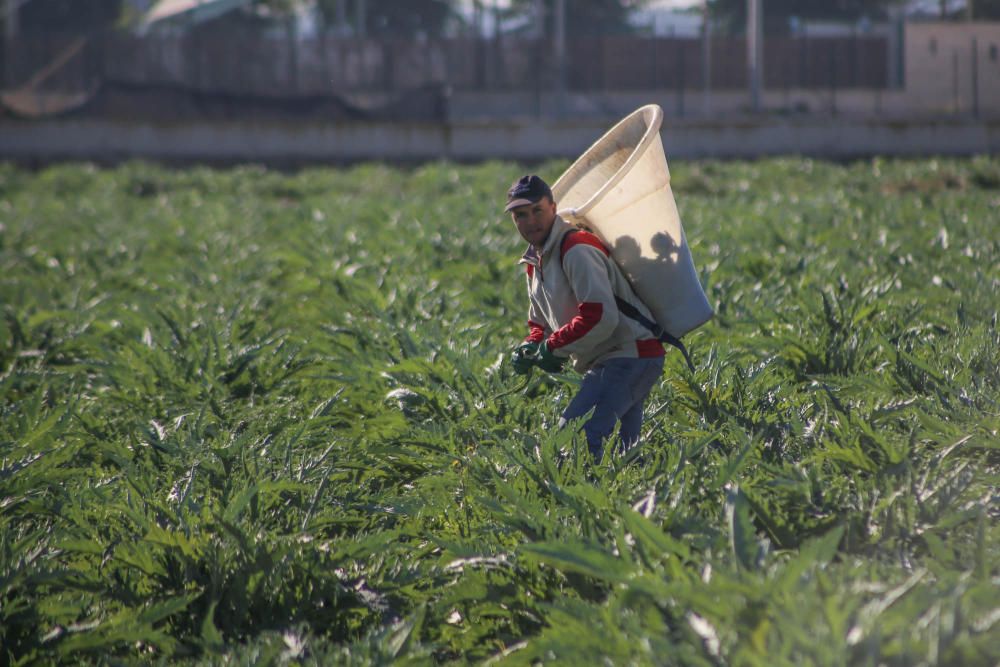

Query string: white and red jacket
[520,216,665,372]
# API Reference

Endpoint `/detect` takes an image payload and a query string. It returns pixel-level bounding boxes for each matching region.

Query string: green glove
[536,341,566,373]
[511,342,539,375]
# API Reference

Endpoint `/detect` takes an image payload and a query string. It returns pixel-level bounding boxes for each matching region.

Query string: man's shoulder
[560,229,610,260]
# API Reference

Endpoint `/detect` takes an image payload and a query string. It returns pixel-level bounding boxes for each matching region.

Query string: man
[506,174,666,462]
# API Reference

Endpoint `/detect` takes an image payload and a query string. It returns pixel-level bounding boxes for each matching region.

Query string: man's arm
[545,243,620,357]
[525,265,549,343]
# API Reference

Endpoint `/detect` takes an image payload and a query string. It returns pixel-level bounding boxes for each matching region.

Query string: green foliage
[0,157,998,664]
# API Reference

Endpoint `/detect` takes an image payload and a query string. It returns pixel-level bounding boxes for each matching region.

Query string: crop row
[0,158,997,664]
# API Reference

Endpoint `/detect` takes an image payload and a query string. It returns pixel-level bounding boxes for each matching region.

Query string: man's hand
[536,341,566,373]
[511,342,540,375]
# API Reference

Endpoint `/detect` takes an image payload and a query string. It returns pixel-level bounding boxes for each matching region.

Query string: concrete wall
[3,115,997,164]
[448,90,918,122]
[905,22,1000,115]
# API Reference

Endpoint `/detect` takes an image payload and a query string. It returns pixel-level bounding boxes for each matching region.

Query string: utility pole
[702,0,711,115]
[493,0,502,87]
[747,0,763,112]
[886,4,903,88]
[532,0,545,116]
[554,0,566,111]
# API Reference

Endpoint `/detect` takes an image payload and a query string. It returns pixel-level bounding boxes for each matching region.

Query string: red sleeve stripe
[560,230,610,259]
[526,321,545,344]
[548,302,603,350]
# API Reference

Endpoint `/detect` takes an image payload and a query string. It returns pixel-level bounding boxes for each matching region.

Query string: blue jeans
[559,356,665,460]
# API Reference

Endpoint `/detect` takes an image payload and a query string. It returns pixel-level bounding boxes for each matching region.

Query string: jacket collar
[519,216,574,266]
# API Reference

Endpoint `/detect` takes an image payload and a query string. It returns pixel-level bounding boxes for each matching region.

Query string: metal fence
[4,29,890,92]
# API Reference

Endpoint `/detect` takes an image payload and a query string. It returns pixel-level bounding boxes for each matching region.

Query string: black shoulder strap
[612,296,696,372]
[561,229,696,372]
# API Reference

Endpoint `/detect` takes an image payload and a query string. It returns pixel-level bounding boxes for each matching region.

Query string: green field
[1,157,998,665]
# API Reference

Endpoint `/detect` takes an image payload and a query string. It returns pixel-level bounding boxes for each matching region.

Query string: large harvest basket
[551,104,713,338]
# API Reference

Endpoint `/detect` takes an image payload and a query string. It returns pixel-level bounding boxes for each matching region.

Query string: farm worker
[506,174,665,462]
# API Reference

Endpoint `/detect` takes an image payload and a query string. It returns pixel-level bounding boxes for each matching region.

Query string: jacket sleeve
[546,245,619,357]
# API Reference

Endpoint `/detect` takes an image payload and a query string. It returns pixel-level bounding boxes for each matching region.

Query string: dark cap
[505,174,553,212]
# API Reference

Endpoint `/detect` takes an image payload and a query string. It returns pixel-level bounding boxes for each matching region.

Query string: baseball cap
[505,174,553,212]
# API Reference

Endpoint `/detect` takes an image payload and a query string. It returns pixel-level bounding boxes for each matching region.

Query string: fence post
[490,0,501,88]
[90,28,103,91]
[971,36,979,118]
[472,32,483,89]
[677,40,685,117]
[287,16,298,95]
[383,40,393,92]
[851,31,858,89]
[186,26,198,91]
[799,34,806,90]
[651,35,659,92]
[887,6,904,88]
[952,49,959,114]
[829,41,837,116]
[535,37,543,117]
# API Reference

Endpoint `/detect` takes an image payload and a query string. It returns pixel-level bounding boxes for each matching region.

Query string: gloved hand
[536,341,566,373]
[511,342,540,375]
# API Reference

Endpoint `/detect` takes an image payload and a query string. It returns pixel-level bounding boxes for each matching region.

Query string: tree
[961,0,1000,18]
[505,0,651,37]
[18,0,123,31]
[707,0,901,33]
[706,0,1000,26]
[313,0,461,37]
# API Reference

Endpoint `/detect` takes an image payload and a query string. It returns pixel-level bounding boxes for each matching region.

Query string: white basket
[551,104,713,338]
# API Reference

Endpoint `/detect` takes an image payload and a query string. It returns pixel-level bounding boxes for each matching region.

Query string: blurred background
[2,0,999,161]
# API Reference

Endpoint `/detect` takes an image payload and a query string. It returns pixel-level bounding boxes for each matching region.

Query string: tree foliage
[314,0,459,37]
[505,0,650,36]
[16,0,123,30]
[924,0,1000,18]
[709,0,1000,32]
[965,0,1000,18]
[708,0,898,33]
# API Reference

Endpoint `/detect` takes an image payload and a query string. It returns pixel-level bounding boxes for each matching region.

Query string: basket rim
[551,103,663,219]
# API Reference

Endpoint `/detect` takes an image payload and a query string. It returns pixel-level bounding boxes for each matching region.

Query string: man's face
[510,197,557,247]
